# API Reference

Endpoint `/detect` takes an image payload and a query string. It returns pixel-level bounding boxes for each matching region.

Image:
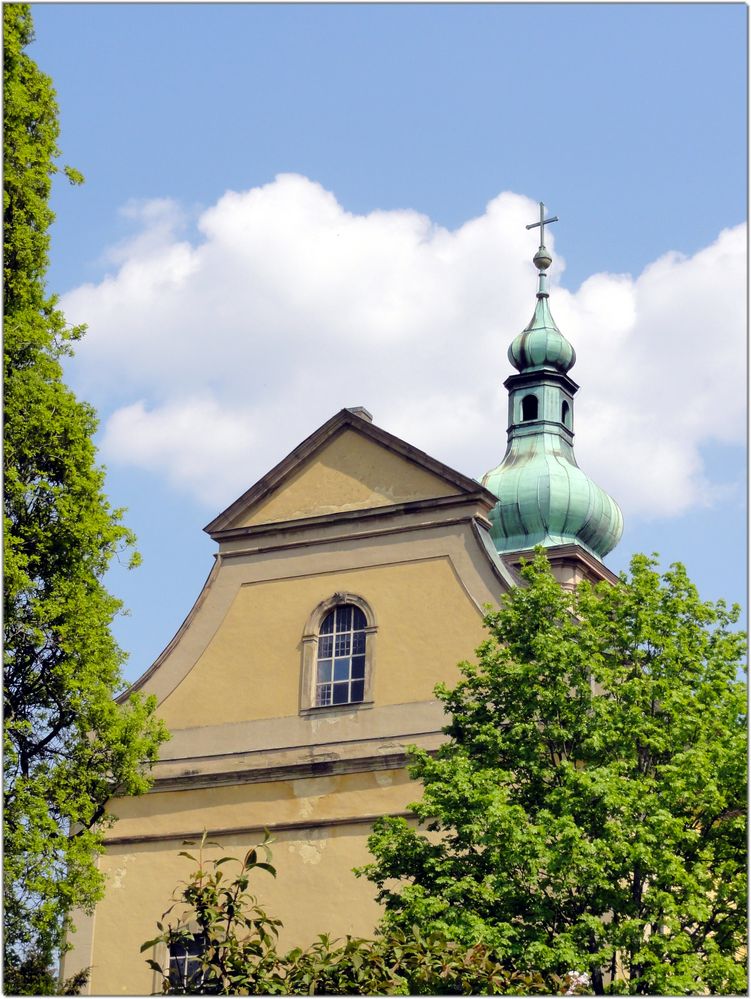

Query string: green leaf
[360,550,747,994]
[253,862,277,876]
[3,4,170,982]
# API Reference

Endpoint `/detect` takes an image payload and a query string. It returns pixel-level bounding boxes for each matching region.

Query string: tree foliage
[2,951,89,998]
[144,834,581,995]
[357,552,747,995]
[3,4,169,985]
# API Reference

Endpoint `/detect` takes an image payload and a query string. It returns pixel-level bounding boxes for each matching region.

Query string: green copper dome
[482,434,624,559]
[508,296,576,374]
[482,203,623,561]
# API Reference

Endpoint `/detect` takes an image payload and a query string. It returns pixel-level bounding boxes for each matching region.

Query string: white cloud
[61,175,746,519]
[103,398,259,505]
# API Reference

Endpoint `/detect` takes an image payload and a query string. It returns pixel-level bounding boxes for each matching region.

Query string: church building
[64,206,623,995]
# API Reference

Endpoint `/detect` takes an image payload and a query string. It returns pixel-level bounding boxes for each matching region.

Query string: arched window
[521,394,538,421]
[315,604,367,706]
[561,400,570,427]
[301,594,376,712]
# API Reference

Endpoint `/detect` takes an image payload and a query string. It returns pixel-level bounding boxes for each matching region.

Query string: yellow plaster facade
[87,772,414,995]
[64,408,519,994]
[158,557,482,728]
[234,427,457,528]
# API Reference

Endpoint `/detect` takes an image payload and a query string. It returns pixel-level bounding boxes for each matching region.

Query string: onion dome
[508,295,576,374]
[481,202,623,562]
[482,446,624,559]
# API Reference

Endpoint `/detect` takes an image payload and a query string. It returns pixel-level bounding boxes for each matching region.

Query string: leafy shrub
[144,833,584,995]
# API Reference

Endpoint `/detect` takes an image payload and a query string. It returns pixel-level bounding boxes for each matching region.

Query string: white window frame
[150,925,206,994]
[168,931,206,991]
[300,593,377,714]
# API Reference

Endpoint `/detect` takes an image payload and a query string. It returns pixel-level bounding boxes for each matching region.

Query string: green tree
[3,5,169,989]
[144,834,577,995]
[358,553,747,995]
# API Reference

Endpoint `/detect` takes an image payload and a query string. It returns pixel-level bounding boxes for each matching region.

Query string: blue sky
[31,3,747,683]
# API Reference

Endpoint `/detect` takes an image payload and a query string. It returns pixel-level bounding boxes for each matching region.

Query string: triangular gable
[205,407,491,537]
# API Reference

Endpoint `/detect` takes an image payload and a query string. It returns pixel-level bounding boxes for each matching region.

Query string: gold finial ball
[533,246,552,271]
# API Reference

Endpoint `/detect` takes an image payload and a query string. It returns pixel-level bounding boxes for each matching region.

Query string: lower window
[168,933,206,990]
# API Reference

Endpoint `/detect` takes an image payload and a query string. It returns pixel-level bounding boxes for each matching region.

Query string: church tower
[482,203,623,584]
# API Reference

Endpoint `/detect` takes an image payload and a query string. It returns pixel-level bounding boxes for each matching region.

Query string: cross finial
[525,201,559,297]
[525,201,558,248]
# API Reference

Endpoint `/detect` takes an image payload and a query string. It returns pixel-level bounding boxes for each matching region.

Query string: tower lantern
[481,202,623,563]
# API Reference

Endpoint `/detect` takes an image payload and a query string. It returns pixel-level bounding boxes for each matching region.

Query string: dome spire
[525,200,558,298]
[508,201,574,375]
[480,202,623,563]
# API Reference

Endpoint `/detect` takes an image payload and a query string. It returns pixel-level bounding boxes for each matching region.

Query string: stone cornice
[103,809,413,847]
[211,491,494,546]
[148,749,420,794]
[501,543,620,586]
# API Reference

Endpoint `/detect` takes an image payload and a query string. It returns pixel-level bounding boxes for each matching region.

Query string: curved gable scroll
[300,593,377,713]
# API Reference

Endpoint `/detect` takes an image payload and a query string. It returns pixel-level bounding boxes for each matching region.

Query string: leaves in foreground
[3,5,169,986]
[145,832,584,995]
[358,552,747,995]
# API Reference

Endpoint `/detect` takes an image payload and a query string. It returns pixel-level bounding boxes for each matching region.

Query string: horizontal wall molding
[149,750,414,794]
[219,513,482,559]
[214,492,490,543]
[160,726,441,768]
[104,810,413,847]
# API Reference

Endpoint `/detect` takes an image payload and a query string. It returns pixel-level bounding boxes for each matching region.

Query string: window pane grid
[315,605,366,707]
[169,935,205,989]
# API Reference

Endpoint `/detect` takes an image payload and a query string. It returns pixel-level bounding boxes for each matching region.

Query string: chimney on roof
[346,406,373,423]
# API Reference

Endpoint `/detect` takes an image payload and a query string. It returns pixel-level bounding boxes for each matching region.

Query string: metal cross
[525,201,558,245]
